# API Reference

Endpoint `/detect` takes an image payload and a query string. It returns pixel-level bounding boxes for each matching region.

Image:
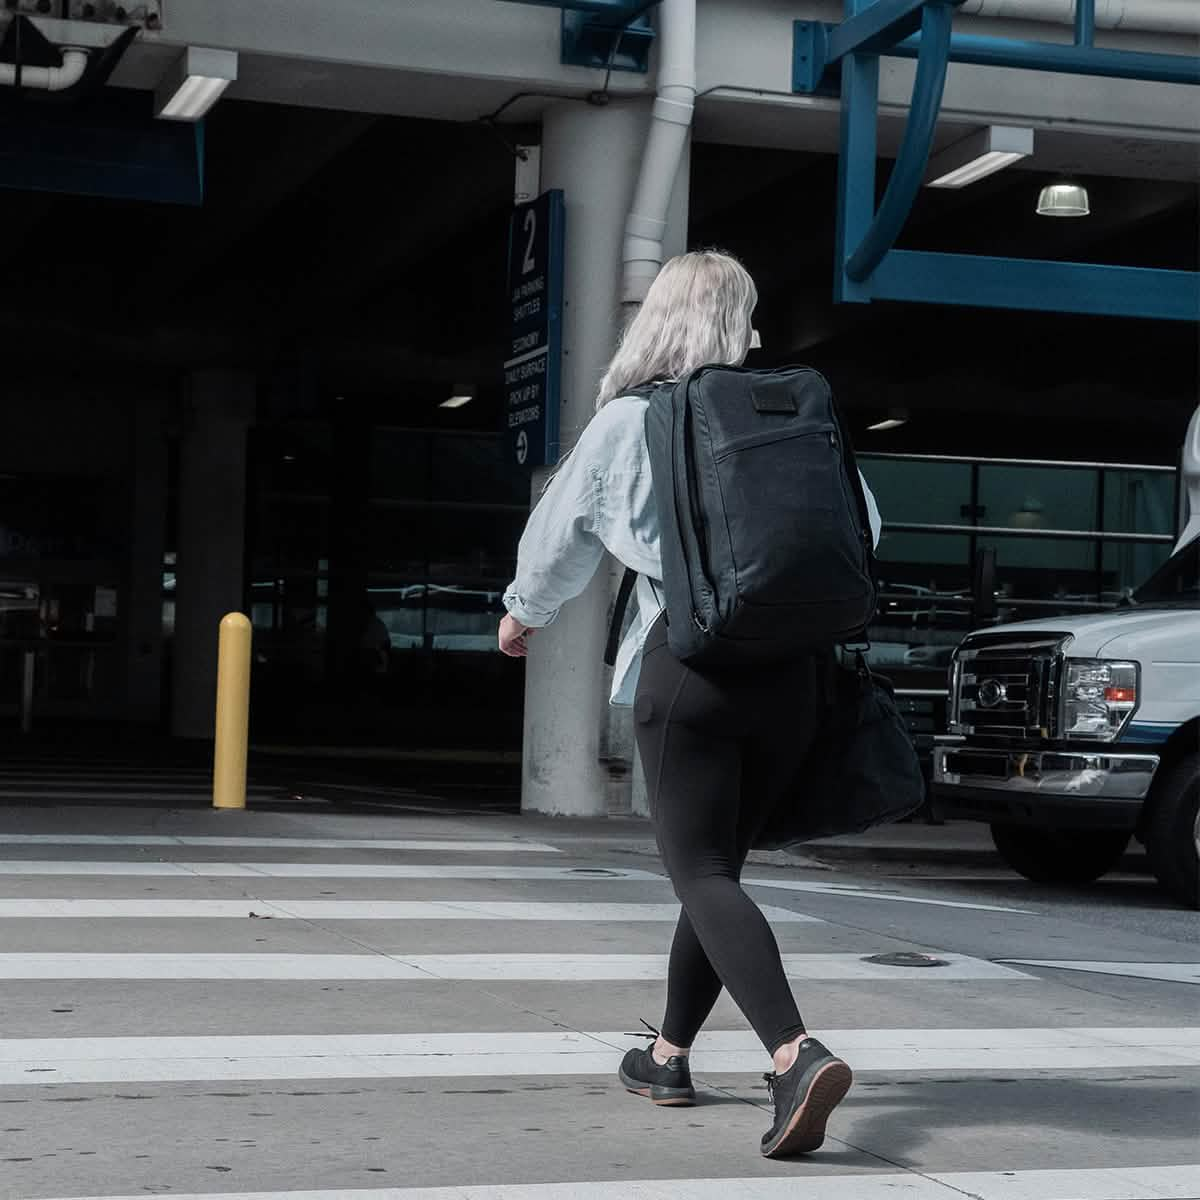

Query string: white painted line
[1002,960,1200,985]
[30,1165,1200,1200]
[0,835,560,853]
[2,1027,1195,1085]
[744,877,1035,914]
[0,951,1018,981]
[0,899,816,923]
[0,862,659,879]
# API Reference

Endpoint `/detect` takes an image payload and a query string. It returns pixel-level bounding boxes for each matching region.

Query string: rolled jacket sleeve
[502,417,612,629]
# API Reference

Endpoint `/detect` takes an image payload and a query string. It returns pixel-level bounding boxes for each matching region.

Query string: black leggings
[634,615,823,1055]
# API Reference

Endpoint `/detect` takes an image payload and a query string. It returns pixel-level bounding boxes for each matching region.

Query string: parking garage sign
[504,189,564,469]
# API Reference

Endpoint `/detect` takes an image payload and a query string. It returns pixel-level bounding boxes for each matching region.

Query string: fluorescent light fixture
[868,408,909,432]
[155,47,238,122]
[441,384,475,409]
[926,125,1033,189]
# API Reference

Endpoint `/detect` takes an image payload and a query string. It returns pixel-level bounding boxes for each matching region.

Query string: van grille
[950,633,1068,740]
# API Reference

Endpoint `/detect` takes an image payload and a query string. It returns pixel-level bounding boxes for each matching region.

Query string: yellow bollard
[213,612,252,810]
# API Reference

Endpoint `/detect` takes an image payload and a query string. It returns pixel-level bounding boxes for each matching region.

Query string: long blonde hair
[596,250,757,411]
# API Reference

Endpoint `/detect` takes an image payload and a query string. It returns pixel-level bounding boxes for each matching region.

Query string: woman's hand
[499,614,535,657]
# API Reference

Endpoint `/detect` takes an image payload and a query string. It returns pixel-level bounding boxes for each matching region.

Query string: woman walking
[499,250,881,1158]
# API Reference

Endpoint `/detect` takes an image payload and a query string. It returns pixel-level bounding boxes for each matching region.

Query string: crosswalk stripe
[2,1027,1195,1084]
[0,862,659,879]
[1001,960,1200,984]
[29,1165,1200,1200]
[0,835,560,853]
[0,951,1018,980]
[743,877,1034,915]
[0,899,816,922]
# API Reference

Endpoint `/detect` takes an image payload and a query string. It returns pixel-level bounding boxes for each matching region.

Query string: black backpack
[606,364,877,668]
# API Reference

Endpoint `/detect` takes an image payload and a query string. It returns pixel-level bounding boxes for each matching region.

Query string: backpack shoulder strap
[604,566,639,668]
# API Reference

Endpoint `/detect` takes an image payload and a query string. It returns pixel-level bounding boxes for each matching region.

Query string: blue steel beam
[889,32,1200,85]
[825,0,941,61]
[832,0,881,304]
[871,251,1200,322]
[844,0,954,283]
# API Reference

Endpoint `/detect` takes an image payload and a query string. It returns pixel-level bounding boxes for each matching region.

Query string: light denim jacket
[504,394,883,706]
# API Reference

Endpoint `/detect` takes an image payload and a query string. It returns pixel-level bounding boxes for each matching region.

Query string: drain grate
[861,952,949,968]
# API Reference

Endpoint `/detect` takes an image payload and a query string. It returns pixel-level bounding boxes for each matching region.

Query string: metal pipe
[886,521,1174,543]
[958,0,1200,37]
[622,0,695,304]
[212,612,252,811]
[845,1,954,282]
[891,31,1200,84]
[1074,0,1096,45]
[860,452,1176,473]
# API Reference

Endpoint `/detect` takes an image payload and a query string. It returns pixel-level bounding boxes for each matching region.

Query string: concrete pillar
[520,100,647,817]
[171,371,255,739]
[520,101,690,818]
[124,395,169,724]
[612,135,690,820]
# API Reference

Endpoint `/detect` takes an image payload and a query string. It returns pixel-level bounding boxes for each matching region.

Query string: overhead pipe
[621,0,695,305]
[958,0,1200,37]
[0,47,87,91]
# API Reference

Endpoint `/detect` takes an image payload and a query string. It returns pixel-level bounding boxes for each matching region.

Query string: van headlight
[1061,659,1139,741]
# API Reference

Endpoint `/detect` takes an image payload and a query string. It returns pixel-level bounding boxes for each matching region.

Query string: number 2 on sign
[522,210,537,275]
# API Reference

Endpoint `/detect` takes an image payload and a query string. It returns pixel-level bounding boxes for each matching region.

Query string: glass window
[365,582,426,650]
[991,536,1100,612]
[251,497,330,574]
[860,458,969,528]
[876,532,971,582]
[371,431,430,501]
[430,435,530,506]
[978,463,1099,534]
[1104,539,1174,599]
[1103,470,1176,537]
[424,509,524,582]
[1134,538,1198,606]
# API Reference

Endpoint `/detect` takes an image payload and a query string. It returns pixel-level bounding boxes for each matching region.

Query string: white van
[933,409,1200,907]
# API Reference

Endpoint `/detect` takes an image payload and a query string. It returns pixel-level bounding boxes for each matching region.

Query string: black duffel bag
[754,656,925,850]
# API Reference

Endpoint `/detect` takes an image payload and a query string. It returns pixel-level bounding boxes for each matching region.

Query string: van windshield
[1133,537,1200,607]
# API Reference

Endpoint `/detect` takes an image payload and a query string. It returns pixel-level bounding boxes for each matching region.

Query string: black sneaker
[760,1037,852,1157]
[618,1027,696,1106]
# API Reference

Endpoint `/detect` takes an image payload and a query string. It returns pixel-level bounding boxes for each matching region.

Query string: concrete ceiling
[0,87,1193,454]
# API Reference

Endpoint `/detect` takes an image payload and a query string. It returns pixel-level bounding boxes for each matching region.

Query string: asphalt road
[1,791,1196,1200]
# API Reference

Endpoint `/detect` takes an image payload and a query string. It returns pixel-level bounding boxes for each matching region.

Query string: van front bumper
[932,738,1158,828]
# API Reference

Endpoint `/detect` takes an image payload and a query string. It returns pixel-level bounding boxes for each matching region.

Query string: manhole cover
[862,952,949,968]
[568,868,620,876]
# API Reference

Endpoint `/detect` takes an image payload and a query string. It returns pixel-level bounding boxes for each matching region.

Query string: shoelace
[623,1017,661,1041]
[762,1071,779,1104]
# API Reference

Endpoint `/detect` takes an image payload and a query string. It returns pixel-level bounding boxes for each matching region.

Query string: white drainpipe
[621,0,696,306]
[0,48,88,91]
[959,0,1200,36]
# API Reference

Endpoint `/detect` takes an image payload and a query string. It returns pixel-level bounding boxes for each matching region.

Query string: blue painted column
[834,0,880,305]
